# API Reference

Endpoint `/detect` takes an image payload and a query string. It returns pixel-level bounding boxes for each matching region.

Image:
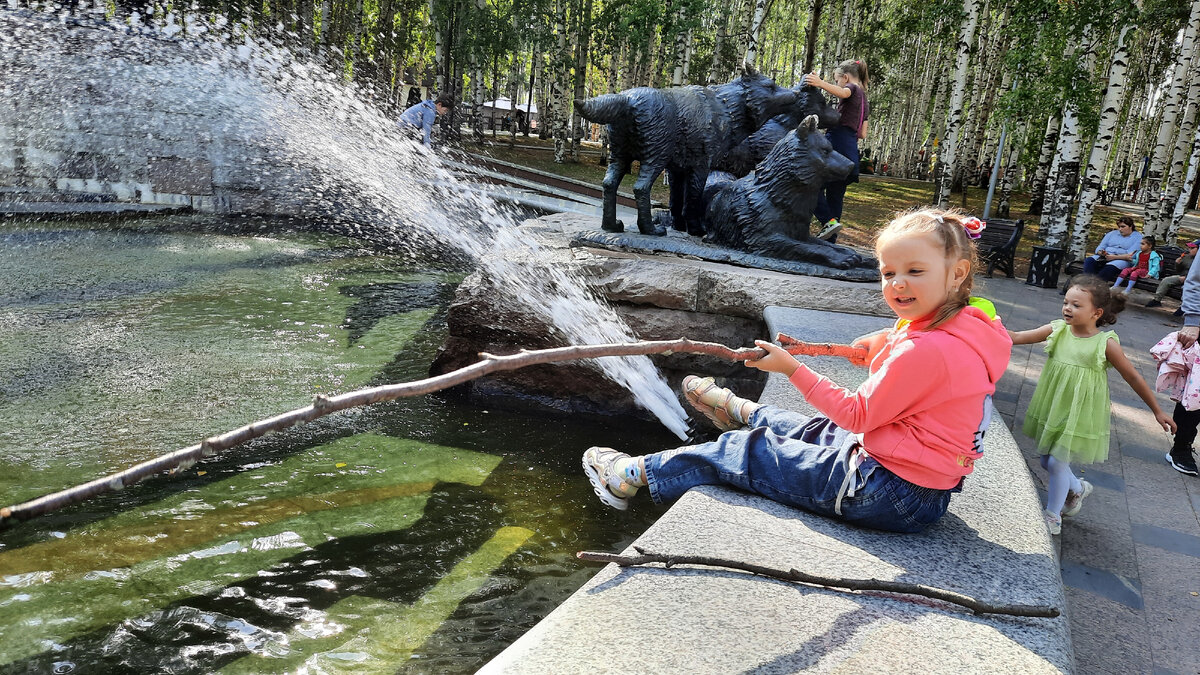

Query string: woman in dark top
[803,59,869,243]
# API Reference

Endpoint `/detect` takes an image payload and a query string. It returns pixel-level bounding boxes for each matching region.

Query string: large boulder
[429,214,889,422]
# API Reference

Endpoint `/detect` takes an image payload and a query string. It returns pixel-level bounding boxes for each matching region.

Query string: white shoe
[582,447,639,510]
[1062,480,1093,517]
[1044,510,1062,535]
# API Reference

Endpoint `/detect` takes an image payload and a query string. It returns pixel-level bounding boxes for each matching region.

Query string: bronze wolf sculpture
[575,69,796,236]
[703,116,875,270]
[711,84,841,178]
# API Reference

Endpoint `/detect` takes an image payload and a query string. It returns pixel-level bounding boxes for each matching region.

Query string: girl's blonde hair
[875,208,979,329]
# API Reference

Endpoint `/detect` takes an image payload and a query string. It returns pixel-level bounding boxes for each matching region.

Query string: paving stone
[1062,586,1151,675]
[1060,559,1143,610]
[1134,544,1200,674]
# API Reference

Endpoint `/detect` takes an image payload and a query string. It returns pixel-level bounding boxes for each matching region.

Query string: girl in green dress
[1010,275,1176,535]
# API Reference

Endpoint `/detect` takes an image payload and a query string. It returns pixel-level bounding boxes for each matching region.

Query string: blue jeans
[1081,256,1123,282]
[643,406,955,533]
[813,126,861,229]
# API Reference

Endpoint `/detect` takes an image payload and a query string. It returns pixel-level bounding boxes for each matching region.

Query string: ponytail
[837,59,869,90]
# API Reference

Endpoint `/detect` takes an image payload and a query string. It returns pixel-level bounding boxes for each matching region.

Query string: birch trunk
[956,8,997,191]
[910,41,940,179]
[924,60,952,181]
[508,42,521,145]
[570,0,592,160]
[551,0,569,162]
[709,8,728,83]
[934,0,984,207]
[743,0,773,69]
[432,0,446,93]
[318,0,333,45]
[802,0,823,73]
[1111,84,1146,197]
[672,5,688,85]
[1071,23,1134,243]
[1156,44,1200,239]
[1044,34,1092,253]
[682,29,694,81]
[997,123,1025,218]
[1171,121,1200,232]
[1027,114,1060,215]
[961,10,1008,191]
[469,0,486,141]
[1144,0,1200,232]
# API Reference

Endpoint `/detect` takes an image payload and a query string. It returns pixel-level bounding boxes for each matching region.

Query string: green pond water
[0,217,675,673]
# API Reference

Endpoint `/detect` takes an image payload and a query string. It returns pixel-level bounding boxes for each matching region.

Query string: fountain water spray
[1,9,690,438]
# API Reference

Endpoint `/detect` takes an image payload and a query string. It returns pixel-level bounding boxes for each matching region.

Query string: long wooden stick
[0,335,865,528]
[577,547,1060,618]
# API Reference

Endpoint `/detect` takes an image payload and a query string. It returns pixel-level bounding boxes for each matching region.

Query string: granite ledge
[481,307,1072,674]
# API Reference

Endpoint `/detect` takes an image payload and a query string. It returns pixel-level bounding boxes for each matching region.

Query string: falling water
[0,9,689,438]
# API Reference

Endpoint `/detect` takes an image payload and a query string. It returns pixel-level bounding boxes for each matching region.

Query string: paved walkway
[980,274,1200,675]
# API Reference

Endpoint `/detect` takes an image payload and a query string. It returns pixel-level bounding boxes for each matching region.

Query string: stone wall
[0,11,302,215]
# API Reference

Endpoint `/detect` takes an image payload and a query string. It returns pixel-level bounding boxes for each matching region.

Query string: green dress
[1023,319,1116,464]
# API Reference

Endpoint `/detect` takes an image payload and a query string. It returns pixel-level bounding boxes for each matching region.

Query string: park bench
[977,217,1024,278]
[1064,245,1185,299]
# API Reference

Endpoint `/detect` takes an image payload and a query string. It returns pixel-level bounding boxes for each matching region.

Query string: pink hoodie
[788,306,1013,489]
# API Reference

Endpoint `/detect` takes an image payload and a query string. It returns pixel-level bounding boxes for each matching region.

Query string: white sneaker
[1044,510,1062,535]
[1062,480,1093,517]
[582,447,639,510]
[817,220,842,241]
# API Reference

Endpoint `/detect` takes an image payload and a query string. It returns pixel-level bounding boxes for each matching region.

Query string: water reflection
[0,221,675,672]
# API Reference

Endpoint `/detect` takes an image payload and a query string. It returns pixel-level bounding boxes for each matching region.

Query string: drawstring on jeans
[834,445,867,516]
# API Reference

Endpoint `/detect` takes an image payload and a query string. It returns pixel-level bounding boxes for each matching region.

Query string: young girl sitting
[1010,275,1176,535]
[1112,235,1161,294]
[582,209,1013,533]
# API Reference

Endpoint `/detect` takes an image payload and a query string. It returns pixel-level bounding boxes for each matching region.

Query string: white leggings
[1041,454,1082,515]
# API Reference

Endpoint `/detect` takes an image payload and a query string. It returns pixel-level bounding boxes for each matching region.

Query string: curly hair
[1067,274,1126,327]
[875,207,979,329]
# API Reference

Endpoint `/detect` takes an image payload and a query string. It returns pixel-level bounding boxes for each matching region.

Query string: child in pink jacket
[582,209,1012,532]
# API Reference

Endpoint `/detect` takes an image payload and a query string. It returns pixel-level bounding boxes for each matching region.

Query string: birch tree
[1144,0,1200,233]
[742,0,774,69]
[1071,16,1137,249]
[1171,122,1200,232]
[570,0,593,160]
[550,0,570,161]
[1043,30,1093,253]
[935,0,985,208]
[1156,44,1200,239]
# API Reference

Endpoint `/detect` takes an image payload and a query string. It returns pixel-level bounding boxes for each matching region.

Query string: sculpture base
[572,229,879,282]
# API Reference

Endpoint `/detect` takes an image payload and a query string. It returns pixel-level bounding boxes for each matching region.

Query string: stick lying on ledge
[577,547,1060,618]
[0,334,867,528]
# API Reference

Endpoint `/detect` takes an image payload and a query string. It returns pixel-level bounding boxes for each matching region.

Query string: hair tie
[962,217,985,240]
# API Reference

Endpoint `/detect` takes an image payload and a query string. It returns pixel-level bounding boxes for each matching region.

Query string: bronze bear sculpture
[575,68,797,237]
[703,115,876,270]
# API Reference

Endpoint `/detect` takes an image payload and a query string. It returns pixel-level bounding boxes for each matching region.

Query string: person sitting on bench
[1147,240,1198,314]
[1081,215,1143,283]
